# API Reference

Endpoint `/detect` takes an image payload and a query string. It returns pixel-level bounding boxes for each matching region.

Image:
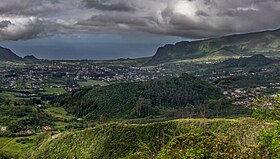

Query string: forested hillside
[56,74,223,120]
[217,54,273,68]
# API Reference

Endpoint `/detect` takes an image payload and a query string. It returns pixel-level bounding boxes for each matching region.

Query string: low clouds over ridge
[0,0,280,41]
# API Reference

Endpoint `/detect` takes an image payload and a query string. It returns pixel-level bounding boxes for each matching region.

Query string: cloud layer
[0,0,280,41]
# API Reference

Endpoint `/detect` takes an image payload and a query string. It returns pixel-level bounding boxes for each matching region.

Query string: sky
[0,0,280,60]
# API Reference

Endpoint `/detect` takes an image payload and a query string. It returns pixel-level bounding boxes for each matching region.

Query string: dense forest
[55,74,225,120]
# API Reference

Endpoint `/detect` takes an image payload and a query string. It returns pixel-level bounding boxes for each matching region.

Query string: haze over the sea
[1,33,184,60]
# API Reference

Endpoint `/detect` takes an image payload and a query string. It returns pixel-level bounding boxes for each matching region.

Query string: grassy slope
[0,107,75,158]
[43,87,66,95]
[43,107,78,131]
[0,91,19,100]
[31,118,274,159]
[0,135,39,158]
[78,80,108,87]
[44,107,75,121]
[0,91,41,101]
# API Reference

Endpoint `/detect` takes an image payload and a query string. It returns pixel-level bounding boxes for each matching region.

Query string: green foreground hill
[30,118,276,159]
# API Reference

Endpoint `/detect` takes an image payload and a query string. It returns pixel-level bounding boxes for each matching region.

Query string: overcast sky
[0,0,280,59]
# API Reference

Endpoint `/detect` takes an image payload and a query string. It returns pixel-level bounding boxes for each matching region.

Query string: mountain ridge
[147,28,280,65]
[0,46,22,61]
[0,46,42,62]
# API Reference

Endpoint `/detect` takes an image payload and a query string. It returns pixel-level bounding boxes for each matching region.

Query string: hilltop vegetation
[30,118,277,159]
[148,29,280,65]
[56,74,223,120]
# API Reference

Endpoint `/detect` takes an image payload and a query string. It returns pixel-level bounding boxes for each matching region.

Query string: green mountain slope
[56,74,222,120]
[30,118,274,159]
[218,54,273,68]
[0,46,22,61]
[147,29,280,65]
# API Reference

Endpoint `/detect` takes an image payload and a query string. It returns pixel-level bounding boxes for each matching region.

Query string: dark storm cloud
[75,0,280,38]
[195,11,210,17]
[0,0,61,16]
[0,20,12,28]
[0,0,280,41]
[82,0,136,12]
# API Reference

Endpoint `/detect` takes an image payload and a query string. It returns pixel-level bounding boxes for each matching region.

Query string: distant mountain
[0,46,22,61]
[23,55,40,62]
[147,28,280,65]
[218,54,273,68]
[56,74,222,120]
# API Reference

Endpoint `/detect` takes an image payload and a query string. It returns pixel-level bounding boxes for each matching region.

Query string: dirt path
[0,138,15,150]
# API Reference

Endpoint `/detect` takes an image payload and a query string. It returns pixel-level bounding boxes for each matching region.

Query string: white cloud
[0,16,44,40]
[174,0,197,17]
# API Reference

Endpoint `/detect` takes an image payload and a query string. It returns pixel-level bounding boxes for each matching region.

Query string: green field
[0,136,38,158]
[0,91,42,101]
[44,107,75,121]
[43,87,66,95]
[0,91,30,101]
[78,80,108,87]
[0,138,13,149]
[172,55,240,64]
[0,91,17,100]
